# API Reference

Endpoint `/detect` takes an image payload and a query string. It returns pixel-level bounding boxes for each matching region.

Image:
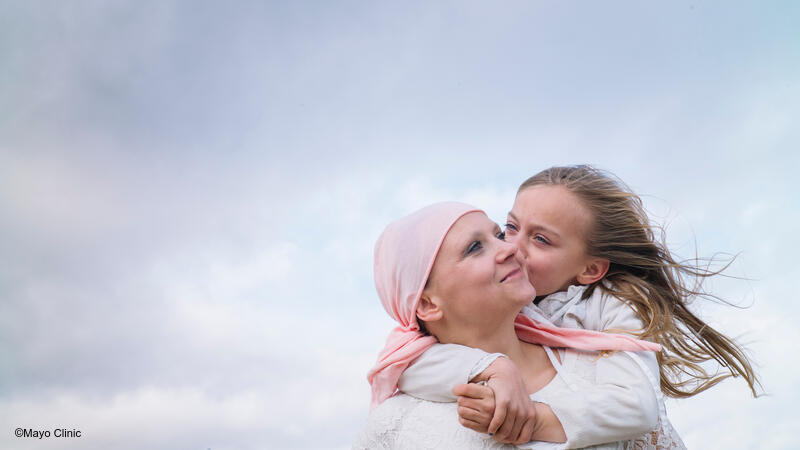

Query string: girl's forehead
[512,186,592,232]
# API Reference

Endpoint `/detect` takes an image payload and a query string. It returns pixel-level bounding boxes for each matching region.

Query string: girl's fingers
[508,412,526,444]
[513,418,537,445]
[453,383,492,400]
[487,402,507,435]
[457,406,491,428]
[457,396,491,412]
[494,413,517,443]
[458,416,485,432]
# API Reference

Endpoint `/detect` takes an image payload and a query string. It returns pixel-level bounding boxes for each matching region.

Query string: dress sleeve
[541,352,659,448]
[397,342,504,402]
[537,293,660,448]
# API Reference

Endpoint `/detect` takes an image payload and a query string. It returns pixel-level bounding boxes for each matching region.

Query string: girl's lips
[501,268,521,283]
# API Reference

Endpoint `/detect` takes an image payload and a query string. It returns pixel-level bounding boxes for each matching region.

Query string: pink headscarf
[367,202,660,409]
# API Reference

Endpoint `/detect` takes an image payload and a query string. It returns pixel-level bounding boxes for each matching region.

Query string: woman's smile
[500,267,522,283]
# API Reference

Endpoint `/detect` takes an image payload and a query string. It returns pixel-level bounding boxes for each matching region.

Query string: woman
[355,202,661,449]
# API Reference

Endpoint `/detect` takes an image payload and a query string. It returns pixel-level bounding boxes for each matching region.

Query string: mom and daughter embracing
[354,166,760,449]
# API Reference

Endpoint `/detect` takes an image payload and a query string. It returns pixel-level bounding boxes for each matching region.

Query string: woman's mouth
[500,268,521,283]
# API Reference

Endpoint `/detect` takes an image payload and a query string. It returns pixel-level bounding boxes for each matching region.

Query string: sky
[1,1,798,449]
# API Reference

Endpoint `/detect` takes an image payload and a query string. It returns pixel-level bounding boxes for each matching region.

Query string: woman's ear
[416,294,443,323]
[576,257,610,285]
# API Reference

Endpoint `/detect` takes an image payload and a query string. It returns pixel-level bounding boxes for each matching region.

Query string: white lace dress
[354,346,682,450]
[353,394,519,450]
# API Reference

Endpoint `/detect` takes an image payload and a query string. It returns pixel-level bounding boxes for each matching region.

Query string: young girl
[398,165,759,448]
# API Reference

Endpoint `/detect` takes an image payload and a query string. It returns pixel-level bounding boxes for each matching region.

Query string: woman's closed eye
[466,229,505,255]
[466,240,482,255]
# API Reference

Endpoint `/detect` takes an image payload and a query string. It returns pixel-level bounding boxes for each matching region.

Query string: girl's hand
[453,382,495,433]
[493,399,538,445]
[453,382,540,445]
[474,356,533,439]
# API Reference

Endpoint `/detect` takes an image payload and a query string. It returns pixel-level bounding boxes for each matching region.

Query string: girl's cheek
[529,257,551,280]
[524,259,537,280]
[509,235,525,255]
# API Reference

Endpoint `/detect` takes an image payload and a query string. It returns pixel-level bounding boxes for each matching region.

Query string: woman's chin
[510,291,536,307]
[512,284,536,303]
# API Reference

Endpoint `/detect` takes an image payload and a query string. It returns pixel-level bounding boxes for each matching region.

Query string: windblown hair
[519,165,760,398]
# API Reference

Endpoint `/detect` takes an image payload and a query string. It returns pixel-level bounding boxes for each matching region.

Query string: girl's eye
[495,231,506,241]
[504,223,518,233]
[534,235,550,245]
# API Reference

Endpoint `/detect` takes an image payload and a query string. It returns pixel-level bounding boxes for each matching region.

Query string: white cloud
[1,1,797,449]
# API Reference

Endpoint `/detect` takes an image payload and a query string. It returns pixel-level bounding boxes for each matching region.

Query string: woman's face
[424,212,535,329]
[504,185,594,297]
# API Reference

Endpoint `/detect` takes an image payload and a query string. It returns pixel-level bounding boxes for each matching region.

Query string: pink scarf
[367,202,660,409]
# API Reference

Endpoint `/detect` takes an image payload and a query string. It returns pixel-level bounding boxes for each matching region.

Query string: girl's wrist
[531,402,567,443]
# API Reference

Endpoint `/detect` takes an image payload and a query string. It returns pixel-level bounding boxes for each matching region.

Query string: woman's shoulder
[354,394,419,450]
[361,393,427,430]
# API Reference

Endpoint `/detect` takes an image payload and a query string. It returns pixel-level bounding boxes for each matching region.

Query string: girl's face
[424,212,535,329]
[504,185,595,297]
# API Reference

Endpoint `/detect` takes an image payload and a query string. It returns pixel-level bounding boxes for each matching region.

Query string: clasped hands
[452,356,546,446]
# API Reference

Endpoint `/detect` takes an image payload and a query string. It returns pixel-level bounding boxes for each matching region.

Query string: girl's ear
[416,294,443,323]
[576,257,610,285]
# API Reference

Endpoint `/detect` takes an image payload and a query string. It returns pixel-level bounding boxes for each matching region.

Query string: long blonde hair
[519,165,760,398]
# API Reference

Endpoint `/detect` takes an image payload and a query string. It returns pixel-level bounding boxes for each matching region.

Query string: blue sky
[1,1,798,449]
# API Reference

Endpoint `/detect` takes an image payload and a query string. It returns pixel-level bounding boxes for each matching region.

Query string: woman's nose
[496,239,519,264]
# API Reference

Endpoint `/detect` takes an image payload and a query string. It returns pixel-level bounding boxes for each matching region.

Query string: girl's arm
[402,292,661,448]
[453,383,566,445]
[453,350,658,448]
[531,351,659,448]
[529,292,660,448]
[399,343,538,437]
[397,342,504,402]
[399,306,561,403]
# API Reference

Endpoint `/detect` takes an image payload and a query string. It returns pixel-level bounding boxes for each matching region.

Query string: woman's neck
[439,316,531,366]
[436,315,555,392]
